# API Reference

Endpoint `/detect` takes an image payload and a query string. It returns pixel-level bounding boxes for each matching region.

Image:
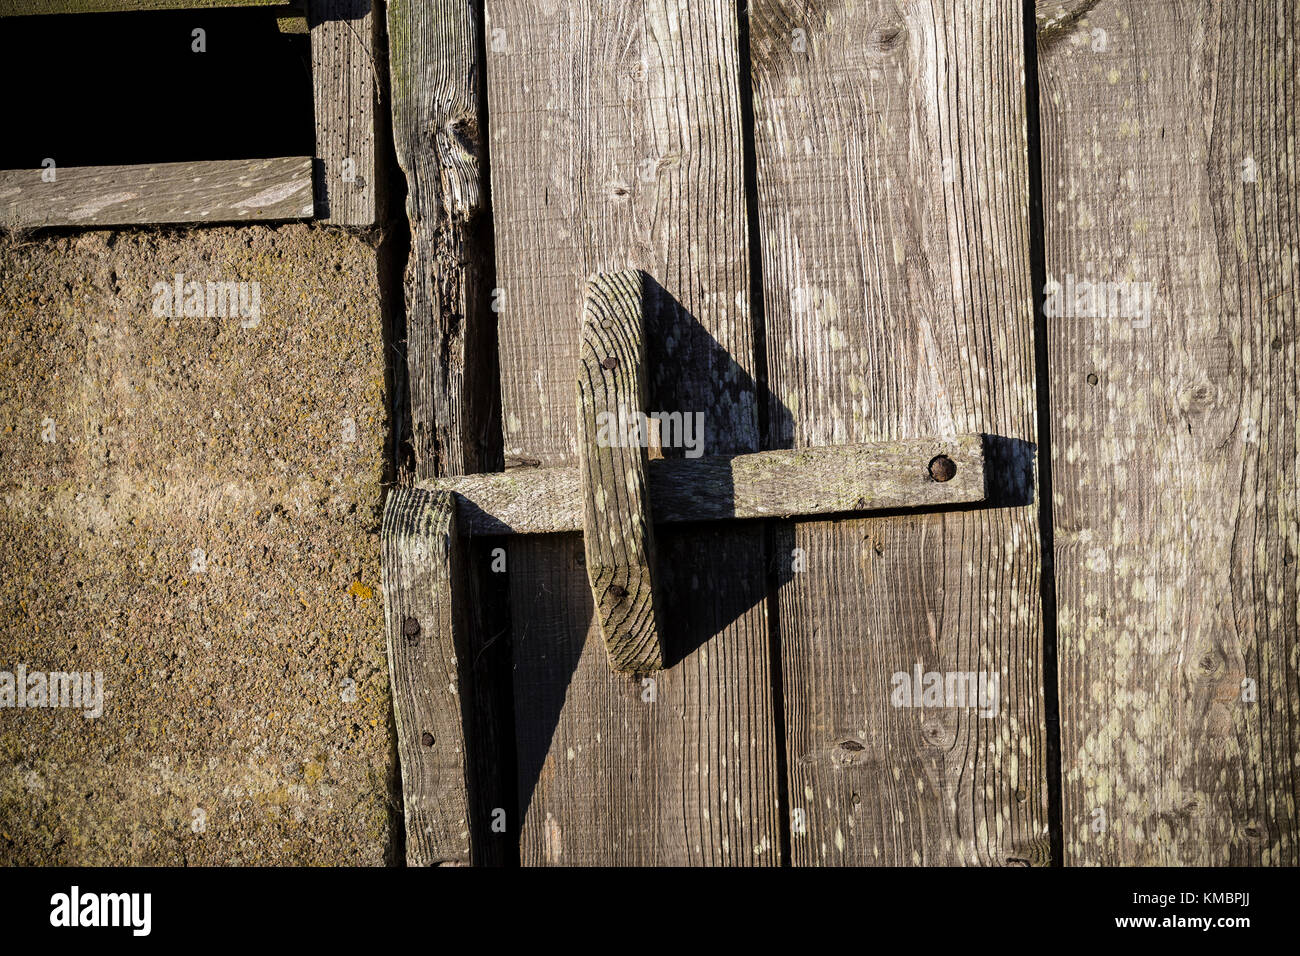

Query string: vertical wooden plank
[487,0,781,864]
[381,487,471,866]
[387,0,495,479]
[748,0,1050,864]
[387,0,509,865]
[577,271,664,673]
[310,0,377,225]
[1039,0,1300,865]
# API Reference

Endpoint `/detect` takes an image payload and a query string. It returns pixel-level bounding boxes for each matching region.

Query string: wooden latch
[576,271,664,672]
[381,270,989,860]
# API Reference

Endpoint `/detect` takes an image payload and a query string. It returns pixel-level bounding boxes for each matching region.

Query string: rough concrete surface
[0,224,396,864]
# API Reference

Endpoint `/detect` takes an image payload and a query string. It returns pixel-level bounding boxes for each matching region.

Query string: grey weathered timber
[0,158,313,231]
[388,0,493,478]
[1040,0,1300,865]
[487,0,780,864]
[381,487,472,866]
[577,272,663,673]
[0,0,293,12]
[385,0,508,867]
[418,435,986,535]
[748,0,1049,864]
[309,0,376,225]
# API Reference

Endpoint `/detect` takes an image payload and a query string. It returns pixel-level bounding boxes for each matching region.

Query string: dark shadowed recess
[511,273,792,826]
[0,9,314,169]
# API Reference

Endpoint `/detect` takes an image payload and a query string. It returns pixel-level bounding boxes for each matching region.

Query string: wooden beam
[0,0,295,12]
[387,0,493,477]
[577,271,663,674]
[308,0,376,225]
[418,435,987,536]
[380,486,473,866]
[0,157,313,230]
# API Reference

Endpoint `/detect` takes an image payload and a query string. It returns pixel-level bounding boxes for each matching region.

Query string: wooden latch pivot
[576,271,664,673]
[382,270,993,862]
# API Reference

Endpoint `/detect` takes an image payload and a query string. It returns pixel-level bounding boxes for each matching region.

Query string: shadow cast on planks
[511,272,793,824]
[509,272,1038,836]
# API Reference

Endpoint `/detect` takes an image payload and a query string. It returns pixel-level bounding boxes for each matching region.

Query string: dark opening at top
[0,8,315,170]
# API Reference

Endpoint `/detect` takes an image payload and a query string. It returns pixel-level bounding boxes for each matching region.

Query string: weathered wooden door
[384,0,1049,867]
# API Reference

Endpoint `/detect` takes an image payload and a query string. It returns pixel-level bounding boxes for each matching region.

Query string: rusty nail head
[608,584,628,599]
[928,454,957,482]
[600,356,619,370]
[421,732,434,747]
[403,616,420,637]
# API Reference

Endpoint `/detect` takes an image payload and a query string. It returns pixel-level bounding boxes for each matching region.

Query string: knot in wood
[403,616,421,644]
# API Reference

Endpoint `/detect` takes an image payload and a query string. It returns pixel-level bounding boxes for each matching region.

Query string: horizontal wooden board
[419,435,986,535]
[0,1,295,13]
[0,157,313,229]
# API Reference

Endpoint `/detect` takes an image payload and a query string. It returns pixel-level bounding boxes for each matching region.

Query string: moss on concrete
[0,225,395,864]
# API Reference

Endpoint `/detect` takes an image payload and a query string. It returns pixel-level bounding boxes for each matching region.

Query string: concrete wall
[0,225,396,864]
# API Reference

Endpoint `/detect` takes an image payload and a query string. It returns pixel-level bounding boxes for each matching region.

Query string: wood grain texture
[487,0,780,864]
[386,0,509,866]
[418,435,987,535]
[0,0,293,13]
[380,487,472,866]
[748,0,1049,864]
[0,158,313,230]
[388,0,495,478]
[1039,0,1300,865]
[309,0,377,225]
[578,271,663,673]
